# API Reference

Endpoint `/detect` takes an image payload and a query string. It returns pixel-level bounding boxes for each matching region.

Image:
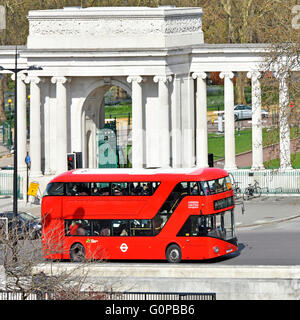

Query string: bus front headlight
[213,246,220,253]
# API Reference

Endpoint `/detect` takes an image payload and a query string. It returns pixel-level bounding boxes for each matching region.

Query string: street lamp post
[0,46,42,219]
[7,98,12,148]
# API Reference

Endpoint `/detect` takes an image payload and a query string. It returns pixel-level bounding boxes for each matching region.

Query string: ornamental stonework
[29,15,202,37]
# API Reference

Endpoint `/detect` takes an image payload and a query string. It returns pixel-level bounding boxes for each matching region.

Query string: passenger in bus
[69,184,79,196]
[214,180,223,193]
[77,225,86,235]
[100,186,109,196]
[92,187,100,195]
[135,183,143,195]
[69,221,78,235]
[141,184,150,196]
[100,228,110,236]
[112,184,122,195]
[128,183,135,195]
[200,182,209,195]
[120,229,128,236]
[191,184,199,195]
[68,220,86,235]
[78,186,89,196]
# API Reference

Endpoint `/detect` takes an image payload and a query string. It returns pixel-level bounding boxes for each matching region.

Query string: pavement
[234,195,300,228]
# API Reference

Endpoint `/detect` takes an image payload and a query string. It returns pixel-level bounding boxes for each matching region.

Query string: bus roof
[49,167,229,183]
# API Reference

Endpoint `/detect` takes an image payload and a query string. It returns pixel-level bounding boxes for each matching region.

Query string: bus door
[176,215,208,259]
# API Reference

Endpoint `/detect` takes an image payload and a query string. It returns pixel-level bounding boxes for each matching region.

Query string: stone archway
[80,78,132,168]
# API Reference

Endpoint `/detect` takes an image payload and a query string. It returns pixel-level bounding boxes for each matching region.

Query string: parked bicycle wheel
[253,186,262,198]
[235,187,241,199]
[243,188,251,201]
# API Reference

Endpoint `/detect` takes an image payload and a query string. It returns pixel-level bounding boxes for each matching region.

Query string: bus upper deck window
[190,182,199,195]
[112,182,128,196]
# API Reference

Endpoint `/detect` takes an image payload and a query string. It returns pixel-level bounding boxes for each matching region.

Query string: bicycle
[228,173,241,199]
[243,180,262,201]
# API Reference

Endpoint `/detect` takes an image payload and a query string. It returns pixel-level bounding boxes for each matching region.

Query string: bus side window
[66,183,90,196]
[66,219,91,236]
[44,182,65,196]
[180,182,188,195]
[130,219,152,236]
[92,220,111,236]
[200,181,209,195]
[99,183,110,196]
[112,220,129,236]
[66,183,79,196]
[190,182,199,195]
[153,214,168,235]
[112,183,128,196]
[91,183,101,195]
[152,182,160,193]
[177,216,202,237]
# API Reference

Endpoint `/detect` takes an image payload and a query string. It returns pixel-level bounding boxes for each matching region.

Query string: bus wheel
[70,243,86,262]
[166,244,182,263]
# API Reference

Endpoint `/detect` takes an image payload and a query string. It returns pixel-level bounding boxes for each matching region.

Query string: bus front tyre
[70,243,86,262]
[166,244,182,263]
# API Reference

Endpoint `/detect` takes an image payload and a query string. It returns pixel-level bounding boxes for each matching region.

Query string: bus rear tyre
[70,243,86,262]
[166,244,182,263]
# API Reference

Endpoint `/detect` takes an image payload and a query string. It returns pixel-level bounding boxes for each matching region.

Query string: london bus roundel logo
[120,243,128,253]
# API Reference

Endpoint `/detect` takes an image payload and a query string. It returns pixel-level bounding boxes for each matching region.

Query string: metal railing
[0,290,216,301]
[0,171,23,199]
[229,169,300,194]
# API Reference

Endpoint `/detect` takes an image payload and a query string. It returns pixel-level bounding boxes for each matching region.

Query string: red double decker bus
[41,167,238,263]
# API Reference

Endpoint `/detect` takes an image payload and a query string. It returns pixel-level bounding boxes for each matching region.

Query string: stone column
[153,75,172,168]
[171,75,182,168]
[220,71,237,170]
[277,72,292,170]
[51,76,70,174]
[127,76,144,168]
[182,75,195,167]
[193,72,208,168]
[247,71,264,170]
[81,110,87,168]
[14,73,27,173]
[42,79,52,175]
[25,76,43,177]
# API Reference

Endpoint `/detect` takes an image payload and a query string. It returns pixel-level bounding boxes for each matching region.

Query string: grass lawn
[208,126,300,161]
[208,129,252,160]
[264,152,300,169]
[105,103,132,118]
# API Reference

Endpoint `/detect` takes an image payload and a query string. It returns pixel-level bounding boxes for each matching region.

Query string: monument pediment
[27,6,204,50]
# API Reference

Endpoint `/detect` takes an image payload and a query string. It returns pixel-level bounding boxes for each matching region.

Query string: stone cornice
[27,6,204,50]
[27,7,203,20]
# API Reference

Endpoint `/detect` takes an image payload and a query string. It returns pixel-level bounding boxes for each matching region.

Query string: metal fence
[1,121,12,150]
[0,171,23,199]
[0,291,39,300]
[0,291,216,301]
[229,169,300,194]
[104,292,216,300]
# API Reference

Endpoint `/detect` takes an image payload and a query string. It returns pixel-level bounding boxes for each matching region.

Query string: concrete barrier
[33,263,300,300]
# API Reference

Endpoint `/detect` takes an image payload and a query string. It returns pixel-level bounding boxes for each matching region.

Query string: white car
[233,104,268,121]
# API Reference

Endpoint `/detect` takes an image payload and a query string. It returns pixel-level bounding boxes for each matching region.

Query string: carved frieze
[29,16,202,37]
